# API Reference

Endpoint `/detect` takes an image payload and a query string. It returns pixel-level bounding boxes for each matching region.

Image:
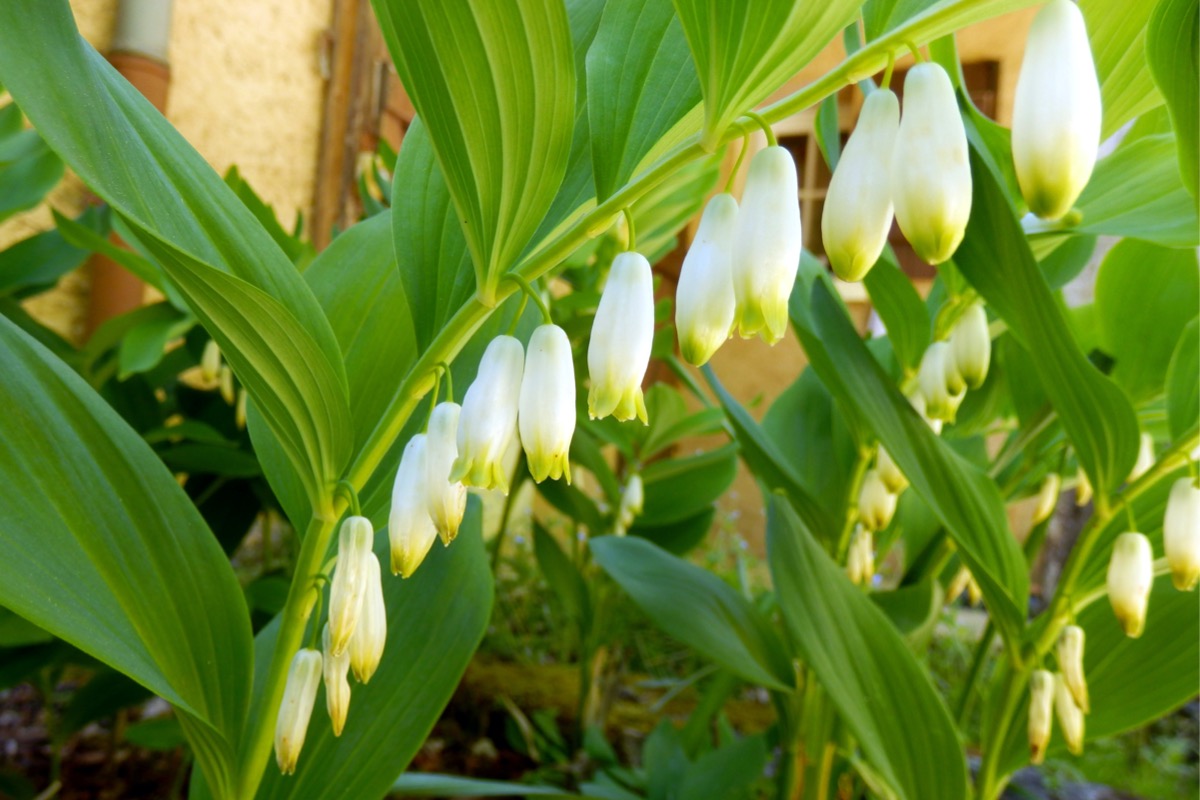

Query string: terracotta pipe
[84,0,173,338]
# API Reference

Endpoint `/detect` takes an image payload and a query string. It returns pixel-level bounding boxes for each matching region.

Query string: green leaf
[638,445,738,527]
[533,523,590,629]
[767,499,968,800]
[804,281,1028,651]
[1079,0,1163,138]
[1146,0,1199,202]
[870,580,942,651]
[630,152,722,264]
[117,303,194,379]
[591,536,794,692]
[863,254,931,373]
[372,0,577,302]
[678,733,768,800]
[672,0,860,149]
[629,507,716,555]
[1166,319,1200,441]
[1094,239,1199,402]
[957,146,1140,497]
[52,208,173,301]
[862,0,940,38]
[0,213,93,298]
[393,773,588,798]
[1037,234,1097,290]
[587,0,701,201]
[254,500,493,799]
[0,316,252,798]
[0,105,63,223]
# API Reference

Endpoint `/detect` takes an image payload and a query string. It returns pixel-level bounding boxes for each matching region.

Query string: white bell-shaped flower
[908,390,943,435]
[1075,466,1093,507]
[389,434,438,578]
[615,473,644,536]
[425,402,467,545]
[1107,532,1153,638]
[1128,432,1155,483]
[1057,624,1089,714]
[892,62,972,265]
[321,623,351,736]
[327,515,373,656]
[1163,477,1200,591]
[846,527,875,586]
[823,89,900,282]
[677,193,739,365]
[1032,473,1061,526]
[274,648,322,775]
[452,335,524,491]
[1028,669,1054,765]
[1053,672,1085,755]
[876,445,908,494]
[519,324,576,483]
[1012,0,1101,220]
[858,469,897,532]
[950,303,990,389]
[918,342,956,422]
[349,553,386,683]
[732,146,802,344]
[588,252,654,423]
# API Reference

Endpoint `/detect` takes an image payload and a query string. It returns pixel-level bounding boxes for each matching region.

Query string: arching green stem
[503,273,552,325]
[622,207,637,251]
[744,110,777,146]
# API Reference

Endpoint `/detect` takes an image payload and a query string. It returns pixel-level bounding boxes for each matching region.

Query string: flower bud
[615,473,644,536]
[1028,669,1055,765]
[322,624,351,736]
[732,146,802,344]
[1075,465,1093,507]
[1032,473,1061,525]
[519,324,576,483]
[1012,0,1101,220]
[1129,433,1155,483]
[389,434,438,578]
[1163,477,1200,591]
[218,365,236,405]
[946,565,971,603]
[892,62,972,265]
[950,303,990,389]
[677,193,738,365]
[200,339,221,384]
[1054,672,1085,755]
[846,528,875,586]
[918,342,956,421]
[823,89,899,282]
[966,572,982,606]
[275,648,322,775]
[452,336,524,491]
[327,515,373,655]
[1107,532,1153,637]
[349,553,386,683]
[858,469,897,532]
[235,389,248,430]
[876,445,908,494]
[588,252,654,423]
[425,403,467,544]
[1057,624,1089,714]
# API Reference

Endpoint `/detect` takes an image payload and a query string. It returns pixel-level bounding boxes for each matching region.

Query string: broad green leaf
[117,303,194,379]
[1079,0,1163,138]
[533,523,590,629]
[957,147,1140,497]
[587,0,701,201]
[805,281,1028,651]
[1070,133,1198,247]
[630,152,722,264]
[678,733,768,800]
[1094,239,1199,402]
[862,0,941,38]
[1166,319,1200,441]
[254,500,493,800]
[672,0,860,149]
[224,166,315,270]
[591,536,794,692]
[1038,234,1097,290]
[0,213,93,298]
[53,207,173,301]
[870,580,942,651]
[393,773,588,798]
[1146,0,1199,202]
[0,316,252,798]
[637,444,738,527]
[630,507,716,555]
[372,0,577,302]
[863,254,931,373]
[767,499,969,800]
[0,102,63,223]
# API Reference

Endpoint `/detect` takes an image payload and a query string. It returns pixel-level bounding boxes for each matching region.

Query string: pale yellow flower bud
[322,624,351,736]
[390,434,437,578]
[1107,532,1153,638]
[200,339,221,384]
[235,389,247,430]
[425,403,467,545]
[677,193,738,365]
[519,324,576,483]
[858,469,897,532]
[327,515,374,655]
[588,252,654,423]
[876,445,908,494]
[966,573,983,606]
[946,565,971,603]
[615,473,644,536]
[1164,477,1200,591]
[1054,672,1085,755]
[918,342,956,421]
[1129,433,1155,483]
[1012,0,1101,220]
[1032,473,1061,525]
[950,303,990,389]
[349,553,386,683]
[1028,669,1055,765]
[218,365,235,405]
[1057,624,1089,714]
[823,89,899,282]
[452,336,524,491]
[274,648,322,775]
[846,527,875,586]
[1075,465,1093,507]
[892,62,972,265]
[732,146,802,344]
